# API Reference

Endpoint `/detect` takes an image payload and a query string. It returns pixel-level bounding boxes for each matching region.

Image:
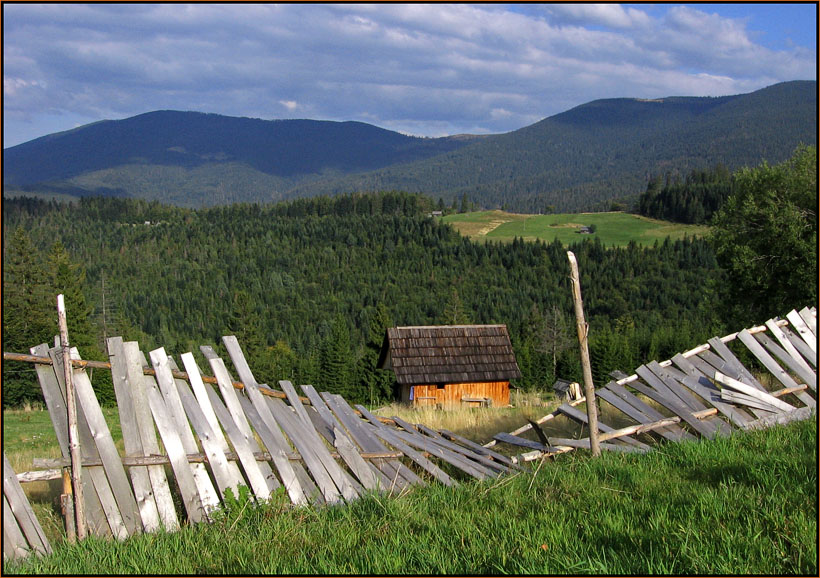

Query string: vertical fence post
[566,252,601,457]
[57,294,87,540]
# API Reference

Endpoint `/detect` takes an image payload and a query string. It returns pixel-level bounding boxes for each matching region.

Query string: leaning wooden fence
[3,306,816,559]
[488,306,816,458]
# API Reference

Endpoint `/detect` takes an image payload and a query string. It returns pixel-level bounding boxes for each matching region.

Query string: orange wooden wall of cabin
[401,381,510,408]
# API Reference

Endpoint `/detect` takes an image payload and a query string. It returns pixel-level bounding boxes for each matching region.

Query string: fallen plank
[713,372,796,412]
[300,385,394,492]
[558,403,652,450]
[3,454,52,557]
[736,330,816,407]
[625,379,717,439]
[397,419,509,475]
[31,343,111,538]
[438,429,521,470]
[741,406,815,430]
[107,338,162,533]
[763,320,816,388]
[151,349,221,515]
[222,336,308,505]
[787,310,816,353]
[200,346,278,500]
[667,355,754,428]
[597,385,694,442]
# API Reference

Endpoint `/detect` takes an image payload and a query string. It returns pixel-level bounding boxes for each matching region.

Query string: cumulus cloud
[2,3,816,146]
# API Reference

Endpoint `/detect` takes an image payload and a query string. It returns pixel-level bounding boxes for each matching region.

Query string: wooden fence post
[57,294,87,540]
[566,252,601,457]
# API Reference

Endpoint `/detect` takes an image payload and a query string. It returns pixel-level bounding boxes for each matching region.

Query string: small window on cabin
[436,384,445,389]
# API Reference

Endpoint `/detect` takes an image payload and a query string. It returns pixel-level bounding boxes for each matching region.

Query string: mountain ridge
[3,80,816,211]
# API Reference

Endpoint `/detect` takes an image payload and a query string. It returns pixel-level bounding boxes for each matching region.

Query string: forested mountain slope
[3,193,726,406]
[3,82,815,211]
[296,81,817,211]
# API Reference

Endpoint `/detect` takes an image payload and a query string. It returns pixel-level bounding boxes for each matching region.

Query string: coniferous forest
[3,191,728,408]
[3,146,816,408]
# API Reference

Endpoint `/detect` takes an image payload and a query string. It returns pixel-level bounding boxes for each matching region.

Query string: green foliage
[709,145,818,326]
[639,165,733,223]
[3,192,726,404]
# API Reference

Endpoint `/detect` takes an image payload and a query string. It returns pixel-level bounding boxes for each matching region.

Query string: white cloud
[2,3,816,146]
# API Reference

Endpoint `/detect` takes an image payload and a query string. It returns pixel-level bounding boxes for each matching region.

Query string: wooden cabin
[377,325,522,408]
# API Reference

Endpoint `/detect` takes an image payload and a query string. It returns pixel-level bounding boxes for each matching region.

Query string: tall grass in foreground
[6,418,816,575]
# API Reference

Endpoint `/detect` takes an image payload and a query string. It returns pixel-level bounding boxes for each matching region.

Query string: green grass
[443,210,709,247]
[5,418,816,575]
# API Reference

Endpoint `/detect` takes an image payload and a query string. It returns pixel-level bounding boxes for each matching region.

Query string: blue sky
[3,3,816,147]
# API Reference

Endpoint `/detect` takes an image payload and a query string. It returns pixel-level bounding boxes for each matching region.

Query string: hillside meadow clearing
[442,210,709,246]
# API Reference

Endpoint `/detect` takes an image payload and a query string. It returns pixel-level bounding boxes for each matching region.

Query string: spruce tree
[3,228,53,406]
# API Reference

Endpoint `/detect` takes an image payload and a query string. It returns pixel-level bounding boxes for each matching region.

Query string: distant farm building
[377,325,522,408]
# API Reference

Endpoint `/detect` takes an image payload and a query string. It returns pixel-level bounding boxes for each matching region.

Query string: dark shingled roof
[377,325,522,386]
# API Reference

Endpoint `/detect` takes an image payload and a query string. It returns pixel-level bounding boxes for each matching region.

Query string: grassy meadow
[442,210,709,246]
[4,417,816,575]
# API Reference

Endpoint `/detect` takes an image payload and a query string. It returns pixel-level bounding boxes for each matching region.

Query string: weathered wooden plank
[3,454,51,556]
[300,384,387,491]
[492,432,553,452]
[121,343,179,531]
[141,359,205,523]
[174,355,246,486]
[763,320,816,388]
[684,350,769,420]
[708,337,771,391]
[106,337,162,532]
[271,396,363,497]
[600,381,699,440]
[234,393,319,504]
[753,333,817,397]
[719,390,781,413]
[623,381,716,439]
[376,413,501,477]
[596,387,686,441]
[354,406,456,485]
[668,355,754,428]
[171,362,247,500]
[267,397,356,503]
[438,429,522,470]
[558,403,653,449]
[741,406,815,431]
[404,421,509,475]
[200,379,274,500]
[280,381,336,444]
[31,344,111,538]
[738,331,816,407]
[646,361,713,414]
[321,395,415,491]
[783,326,817,368]
[323,394,422,488]
[799,307,816,335]
[278,381,313,427]
[637,364,703,414]
[200,346,278,499]
[222,337,308,505]
[713,371,796,413]
[4,496,31,560]
[150,349,221,514]
[332,427,382,491]
[787,310,816,353]
[544,438,649,453]
[180,353,226,446]
[646,362,733,435]
[62,346,142,535]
